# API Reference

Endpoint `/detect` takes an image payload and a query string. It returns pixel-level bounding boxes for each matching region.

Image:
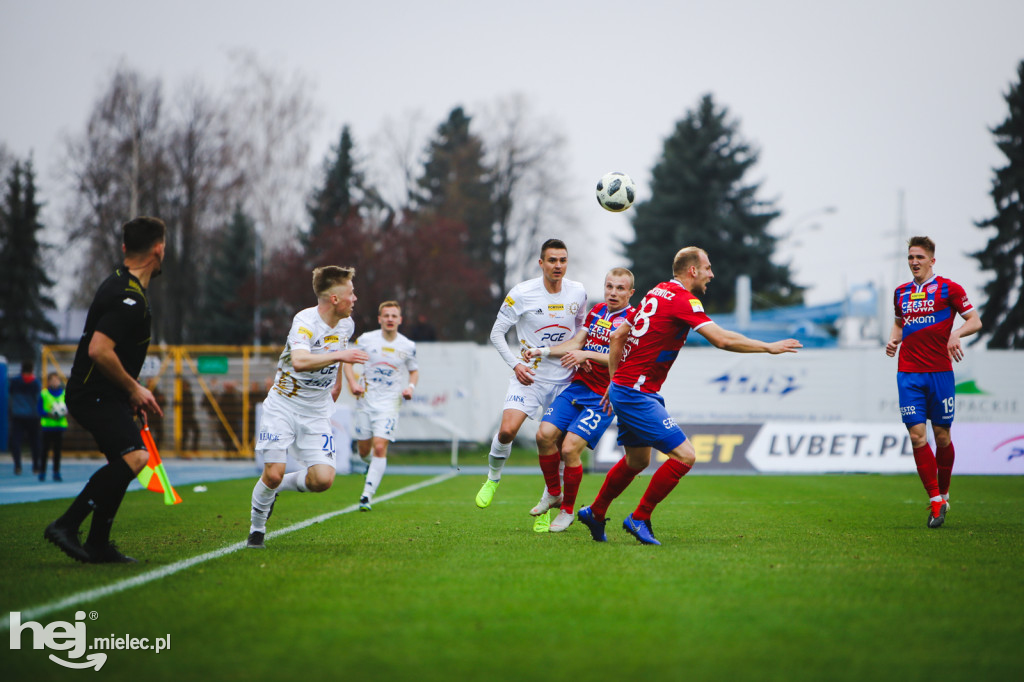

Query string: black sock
[83,458,137,548]
[56,463,117,529]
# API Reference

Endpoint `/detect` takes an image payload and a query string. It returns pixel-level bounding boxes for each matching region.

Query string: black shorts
[67,394,146,462]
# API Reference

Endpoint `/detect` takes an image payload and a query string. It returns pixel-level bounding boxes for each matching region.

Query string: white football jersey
[351,329,419,411]
[490,277,588,384]
[266,306,355,413]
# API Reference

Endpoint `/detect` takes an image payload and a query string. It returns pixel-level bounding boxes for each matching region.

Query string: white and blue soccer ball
[596,171,636,212]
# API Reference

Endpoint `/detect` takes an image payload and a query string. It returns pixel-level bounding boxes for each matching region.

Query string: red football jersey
[893,275,974,372]
[613,279,713,393]
[575,302,634,395]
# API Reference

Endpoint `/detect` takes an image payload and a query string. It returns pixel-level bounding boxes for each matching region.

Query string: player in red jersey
[577,247,802,545]
[885,236,981,528]
[523,267,636,532]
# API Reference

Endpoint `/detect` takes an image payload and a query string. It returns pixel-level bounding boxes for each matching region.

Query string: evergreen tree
[306,125,361,247]
[191,207,258,344]
[0,159,57,360]
[973,60,1024,349]
[414,107,497,339]
[624,94,801,312]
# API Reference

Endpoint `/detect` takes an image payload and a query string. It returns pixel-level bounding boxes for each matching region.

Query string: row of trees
[2,59,1022,355]
[3,55,575,346]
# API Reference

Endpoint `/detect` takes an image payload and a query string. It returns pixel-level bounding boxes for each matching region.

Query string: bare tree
[160,80,246,341]
[59,64,168,304]
[58,56,318,344]
[479,94,578,290]
[369,110,429,213]
[225,50,319,253]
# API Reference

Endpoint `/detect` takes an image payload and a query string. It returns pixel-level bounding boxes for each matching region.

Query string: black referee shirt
[67,266,153,402]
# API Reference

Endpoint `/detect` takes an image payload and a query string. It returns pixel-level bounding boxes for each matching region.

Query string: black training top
[67,266,152,402]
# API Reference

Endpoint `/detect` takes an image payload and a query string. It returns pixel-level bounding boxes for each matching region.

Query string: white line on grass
[1,471,456,631]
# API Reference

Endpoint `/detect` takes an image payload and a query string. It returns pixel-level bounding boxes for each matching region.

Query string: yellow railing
[41,345,283,459]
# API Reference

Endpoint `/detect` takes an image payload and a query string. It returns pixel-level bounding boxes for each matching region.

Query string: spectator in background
[406,313,438,342]
[213,381,243,453]
[9,360,43,476]
[39,372,68,481]
[180,379,200,451]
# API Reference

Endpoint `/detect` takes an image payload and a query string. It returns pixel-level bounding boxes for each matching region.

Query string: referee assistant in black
[45,216,167,564]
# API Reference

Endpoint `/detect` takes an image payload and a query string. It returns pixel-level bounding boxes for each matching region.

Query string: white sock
[488,434,513,481]
[929,495,943,503]
[279,468,309,493]
[363,457,387,499]
[941,493,950,502]
[250,478,278,532]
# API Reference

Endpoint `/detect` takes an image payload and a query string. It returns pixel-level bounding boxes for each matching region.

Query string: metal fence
[41,345,283,459]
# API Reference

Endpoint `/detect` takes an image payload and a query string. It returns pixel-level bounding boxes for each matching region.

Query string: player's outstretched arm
[524,329,587,360]
[292,348,369,373]
[698,324,801,354]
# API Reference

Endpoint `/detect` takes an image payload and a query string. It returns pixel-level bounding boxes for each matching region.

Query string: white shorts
[353,404,399,442]
[503,377,568,421]
[255,397,336,468]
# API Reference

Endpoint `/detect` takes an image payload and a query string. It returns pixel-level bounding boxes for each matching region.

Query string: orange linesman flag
[139,424,182,505]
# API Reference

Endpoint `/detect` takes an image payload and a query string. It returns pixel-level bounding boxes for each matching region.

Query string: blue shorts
[607,383,687,453]
[897,371,955,426]
[541,381,614,450]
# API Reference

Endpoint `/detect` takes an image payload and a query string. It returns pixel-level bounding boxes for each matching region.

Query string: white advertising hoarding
[336,343,1022,475]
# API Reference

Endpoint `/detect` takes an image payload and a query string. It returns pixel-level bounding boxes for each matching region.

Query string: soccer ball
[596,172,636,212]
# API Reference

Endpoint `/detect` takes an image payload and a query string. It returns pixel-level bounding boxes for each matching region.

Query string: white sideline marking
[1,471,456,632]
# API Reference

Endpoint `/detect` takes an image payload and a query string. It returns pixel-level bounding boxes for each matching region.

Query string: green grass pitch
[3,472,1022,681]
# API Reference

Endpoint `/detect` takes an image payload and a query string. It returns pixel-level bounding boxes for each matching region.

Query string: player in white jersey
[475,239,588,512]
[246,266,369,549]
[343,300,420,511]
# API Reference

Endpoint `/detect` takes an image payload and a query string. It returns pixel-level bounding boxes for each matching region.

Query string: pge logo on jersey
[537,324,571,344]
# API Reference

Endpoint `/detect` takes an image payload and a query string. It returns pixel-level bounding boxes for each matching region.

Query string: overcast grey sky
[2,0,1022,307]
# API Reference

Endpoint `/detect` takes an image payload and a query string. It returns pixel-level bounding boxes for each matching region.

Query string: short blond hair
[312,266,355,298]
[607,267,635,288]
[378,300,401,315]
[672,247,707,276]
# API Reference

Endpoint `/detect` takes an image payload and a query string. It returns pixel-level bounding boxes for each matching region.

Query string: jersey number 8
[631,297,659,337]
